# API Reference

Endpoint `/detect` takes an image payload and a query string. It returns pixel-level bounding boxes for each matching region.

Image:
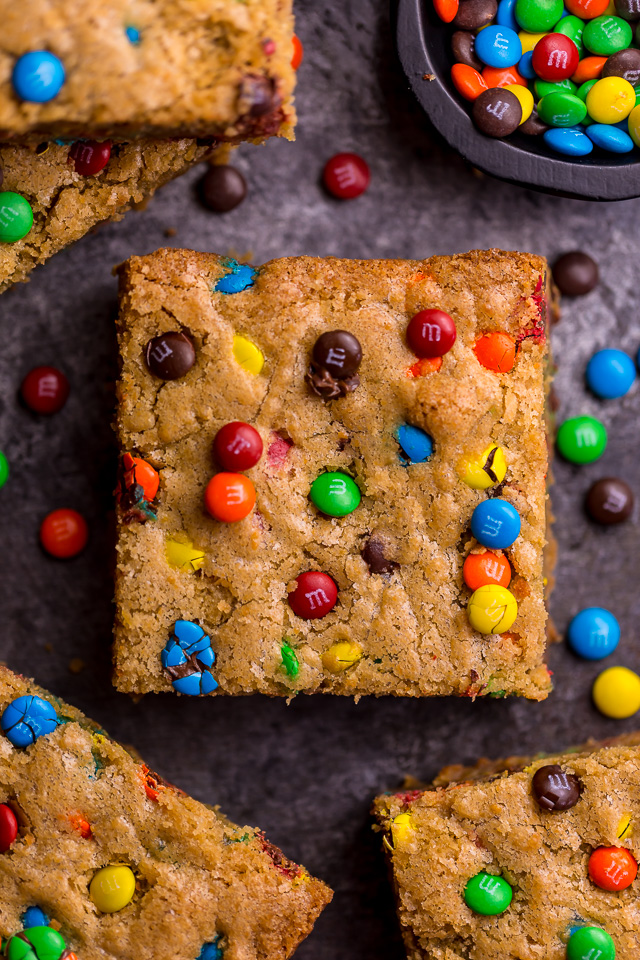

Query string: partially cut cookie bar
[0,665,331,960]
[373,734,640,960]
[114,248,552,700]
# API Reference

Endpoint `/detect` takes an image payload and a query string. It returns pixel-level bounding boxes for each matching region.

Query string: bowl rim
[395,0,640,201]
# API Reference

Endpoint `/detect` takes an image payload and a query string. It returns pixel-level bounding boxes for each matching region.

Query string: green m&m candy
[567,927,615,960]
[464,871,513,915]
[0,192,33,243]
[534,79,577,98]
[554,15,585,56]
[0,451,8,489]
[583,16,632,55]
[6,926,67,960]
[515,0,563,32]
[577,79,598,102]
[557,416,607,464]
[310,471,361,517]
[538,92,587,126]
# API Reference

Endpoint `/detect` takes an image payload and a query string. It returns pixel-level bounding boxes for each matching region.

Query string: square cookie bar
[0,139,220,293]
[114,247,552,700]
[0,0,295,142]
[373,734,640,960]
[0,665,331,960]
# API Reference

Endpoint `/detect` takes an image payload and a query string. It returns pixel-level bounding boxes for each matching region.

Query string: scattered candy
[463,550,512,589]
[467,583,518,633]
[40,508,88,558]
[289,571,337,619]
[472,86,522,134]
[458,443,507,489]
[552,251,599,295]
[200,165,247,213]
[204,472,255,522]
[0,192,34,243]
[471,498,521,549]
[588,846,638,890]
[538,90,587,125]
[0,451,8,489]
[145,331,195,380]
[306,330,362,397]
[5,926,67,960]
[532,763,582,810]
[593,665,640,717]
[310,471,361,516]
[586,122,634,151]
[506,81,534,119]
[0,803,18,852]
[232,335,264,375]
[452,30,483,69]
[215,262,256,294]
[323,152,370,199]
[602,47,640,83]
[21,907,49,929]
[213,422,263,471]
[586,476,634,523]
[473,332,516,371]
[20,365,69,414]
[464,871,513,914]
[586,348,635,398]
[161,620,217,695]
[291,34,304,69]
[321,640,363,672]
[556,415,607,463]
[90,864,136,913]
[567,607,620,659]
[69,140,112,176]
[566,927,615,960]
[406,309,457,357]
[165,537,205,571]
[12,51,65,103]
[1,695,58,748]
[395,424,435,464]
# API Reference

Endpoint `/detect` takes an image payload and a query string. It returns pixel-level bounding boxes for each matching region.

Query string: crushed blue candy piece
[22,907,49,929]
[198,936,223,960]
[125,26,141,44]
[214,260,256,294]
[395,424,434,464]
[1,695,59,748]
[161,620,218,696]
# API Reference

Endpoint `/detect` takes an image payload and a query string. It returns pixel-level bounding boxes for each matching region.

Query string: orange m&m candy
[291,34,304,70]
[463,551,512,590]
[482,66,527,89]
[572,56,607,85]
[565,0,609,17]
[451,64,487,101]
[435,0,459,22]
[588,847,638,891]
[40,509,88,559]
[123,453,159,501]
[474,332,516,373]
[204,473,255,522]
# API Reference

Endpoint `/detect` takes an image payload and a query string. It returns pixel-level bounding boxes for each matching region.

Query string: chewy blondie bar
[114,248,552,700]
[0,0,295,142]
[373,733,640,960]
[0,665,331,960]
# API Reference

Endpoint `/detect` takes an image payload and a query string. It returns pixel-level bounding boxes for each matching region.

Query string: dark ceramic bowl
[395,0,640,200]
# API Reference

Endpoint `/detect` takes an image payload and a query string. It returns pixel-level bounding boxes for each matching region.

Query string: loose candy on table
[0,192,33,243]
[544,125,594,153]
[310,471,361,516]
[323,152,370,199]
[615,0,640,18]
[583,14,633,53]
[586,348,635,397]
[213,422,263,471]
[395,424,435,463]
[0,451,9,489]
[593,665,640,717]
[602,46,640,83]
[587,120,635,147]
[552,250,599,294]
[40,509,88,558]
[532,763,582,809]
[472,87,522,133]
[572,55,608,82]
[435,0,460,22]
[535,78,577,97]
[1,695,58,748]
[498,0,519,30]
[565,0,610,16]
[464,871,513,914]
[20,366,69,414]
[483,63,527,85]
[516,0,564,30]
[467,583,518,633]
[630,103,640,144]
[406,309,457,357]
[556,416,607,463]
[471,498,521,549]
[520,108,549,132]
[90,864,136,912]
[555,16,586,55]
[588,846,638,890]
[12,51,65,102]
[518,50,536,77]
[204,472,255,522]
[586,476,634,523]
[289,571,338,619]
[538,90,588,125]
[567,607,620,659]
[463,550,512,588]
[566,927,615,960]
[505,82,534,119]
[200,165,247,213]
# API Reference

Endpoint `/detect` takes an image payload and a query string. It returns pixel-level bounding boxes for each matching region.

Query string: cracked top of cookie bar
[114,247,551,700]
[0,665,331,960]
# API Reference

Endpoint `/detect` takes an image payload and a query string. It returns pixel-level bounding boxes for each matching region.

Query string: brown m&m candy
[532,764,582,811]
[451,31,483,70]
[199,164,247,213]
[306,330,362,398]
[145,332,195,380]
[362,537,399,575]
[586,477,634,524]
[552,251,599,296]
[472,88,522,137]
[602,48,640,85]
[453,0,497,30]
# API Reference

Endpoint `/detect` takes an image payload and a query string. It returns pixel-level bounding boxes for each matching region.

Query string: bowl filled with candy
[396,0,640,198]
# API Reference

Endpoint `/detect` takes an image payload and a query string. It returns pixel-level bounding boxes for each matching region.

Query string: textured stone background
[2,2,640,957]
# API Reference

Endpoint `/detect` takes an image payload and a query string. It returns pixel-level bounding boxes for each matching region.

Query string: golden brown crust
[0,665,331,959]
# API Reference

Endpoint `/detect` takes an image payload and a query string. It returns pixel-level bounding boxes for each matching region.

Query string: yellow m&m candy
[593,666,640,719]
[90,865,136,913]
[458,444,507,490]
[586,77,635,124]
[232,335,264,375]
[505,85,533,124]
[391,813,414,847]
[629,105,640,148]
[468,585,518,634]
[321,641,363,673]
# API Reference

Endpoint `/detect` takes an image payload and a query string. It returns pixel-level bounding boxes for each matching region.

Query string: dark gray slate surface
[1,3,640,957]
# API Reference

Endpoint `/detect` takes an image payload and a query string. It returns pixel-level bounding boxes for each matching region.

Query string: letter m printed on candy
[549,49,568,69]
[486,99,509,120]
[305,588,330,611]
[149,340,175,365]
[478,875,502,894]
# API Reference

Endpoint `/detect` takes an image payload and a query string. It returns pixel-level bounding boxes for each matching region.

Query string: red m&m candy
[588,846,638,891]
[0,804,18,853]
[289,571,338,619]
[532,34,580,81]
[204,473,255,522]
[213,422,263,471]
[40,509,88,558]
[323,153,370,199]
[20,366,69,414]
[406,309,457,358]
[69,140,112,176]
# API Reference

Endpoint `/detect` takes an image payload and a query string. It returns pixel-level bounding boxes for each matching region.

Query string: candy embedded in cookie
[214,261,256,294]
[310,472,361,517]
[1,696,58,747]
[458,444,507,489]
[145,331,195,380]
[213,422,263,471]
[204,472,255,522]
[161,620,217,695]
[288,572,337,619]
[474,332,516,372]
[116,453,159,523]
[306,330,362,398]
[395,424,434,464]
[531,764,582,811]
[406,309,457,357]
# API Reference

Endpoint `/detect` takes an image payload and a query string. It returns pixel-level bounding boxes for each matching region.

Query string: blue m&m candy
[586,124,634,154]
[161,620,218,696]
[471,499,521,549]
[567,607,620,660]
[497,0,519,31]
[214,261,256,294]
[586,348,635,399]
[198,938,224,960]
[395,424,434,464]
[475,26,522,68]
[12,51,65,103]
[543,127,594,156]
[22,907,49,929]
[1,695,58,748]
[125,26,141,44]
[518,50,536,79]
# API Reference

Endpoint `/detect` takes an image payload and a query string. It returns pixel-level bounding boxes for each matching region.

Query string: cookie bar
[0,1,295,142]
[0,139,220,293]
[114,247,552,700]
[0,665,331,960]
[373,733,640,960]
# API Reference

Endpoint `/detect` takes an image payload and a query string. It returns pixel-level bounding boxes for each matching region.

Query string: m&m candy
[406,309,457,357]
[321,640,363,672]
[467,584,518,633]
[532,33,580,80]
[566,927,615,960]
[395,424,435,464]
[473,332,516,371]
[586,348,635,398]
[1,695,58,748]
[475,25,523,67]
[310,472,361,516]
[289,571,337,619]
[90,865,136,912]
[0,192,33,243]
[204,473,255,522]
[291,34,304,69]
[588,846,638,890]
[556,416,607,463]
[463,550,512,589]
[323,153,370,199]
[471,498,521,549]
[40,509,88,558]
[0,804,18,852]
[464,871,513,914]
[69,140,112,176]
[213,422,263,471]
[567,607,620,659]
[0,452,8,490]
[593,666,640,717]
[12,51,65,102]
[21,366,69,414]
[458,444,507,489]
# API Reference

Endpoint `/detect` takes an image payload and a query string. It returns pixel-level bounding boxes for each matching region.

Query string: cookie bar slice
[0,0,295,142]
[373,733,640,960]
[114,247,552,700]
[0,139,220,293]
[0,665,331,960]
